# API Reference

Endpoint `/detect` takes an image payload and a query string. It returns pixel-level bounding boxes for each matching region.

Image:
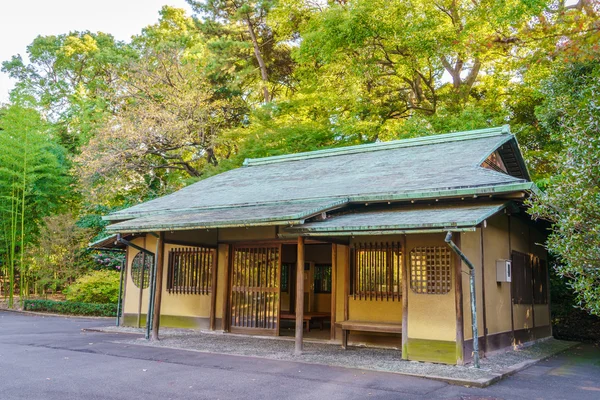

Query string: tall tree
[530,57,600,316]
[1,32,134,152]
[76,7,247,204]
[188,0,295,103]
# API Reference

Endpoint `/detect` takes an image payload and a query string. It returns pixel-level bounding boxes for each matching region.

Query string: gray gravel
[90,325,574,382]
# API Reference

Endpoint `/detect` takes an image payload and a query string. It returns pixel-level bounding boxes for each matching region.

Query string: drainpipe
[117,234,155,339]
[116,258,125,327]
[445,231,480,369]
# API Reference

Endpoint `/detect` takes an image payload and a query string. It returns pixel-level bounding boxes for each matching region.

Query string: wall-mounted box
[496,259,512,282]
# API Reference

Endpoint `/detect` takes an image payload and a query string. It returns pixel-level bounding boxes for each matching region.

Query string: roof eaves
[105,218,305,234]
[104,198,349,222]
[289,202,510,234]
[279,227,477,238]
[244,125,510,167]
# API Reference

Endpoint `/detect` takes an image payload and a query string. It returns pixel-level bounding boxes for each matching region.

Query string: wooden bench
[335,320,402,349]
[280,312,331,332]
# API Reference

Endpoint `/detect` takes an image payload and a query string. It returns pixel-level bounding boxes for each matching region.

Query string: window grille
[351,242,402,301]
[131,252,152,289]
[167,247,215,295]
[410,247,452,294]
[314,264,332,294]
[281,263,291,293]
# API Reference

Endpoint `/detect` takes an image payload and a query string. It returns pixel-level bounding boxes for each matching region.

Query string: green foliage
[24,214,94,294]
[23,299,117,317]
[64,270,121,304]
[529,56,600,316]
[0,104,71,305]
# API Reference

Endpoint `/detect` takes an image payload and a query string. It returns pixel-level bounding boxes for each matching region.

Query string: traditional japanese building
[99,126,551,365]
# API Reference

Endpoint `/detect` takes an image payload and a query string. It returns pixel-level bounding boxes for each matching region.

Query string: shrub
[23,299,117,317]
[65,270,121,304]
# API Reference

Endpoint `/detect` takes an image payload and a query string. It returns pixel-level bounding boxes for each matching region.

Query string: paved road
[0,311,599,400]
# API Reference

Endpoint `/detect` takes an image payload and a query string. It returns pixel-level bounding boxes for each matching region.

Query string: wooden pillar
[151,232,165,341]
[209,248,218,331]
[401,235,409,360]
[453,232,465,365]
[330,244,337,340]
[221,244,230,332]
[295,236,305,355]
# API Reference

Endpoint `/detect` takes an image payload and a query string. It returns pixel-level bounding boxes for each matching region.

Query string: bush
[65,270,120,304]
[23,299,117,317]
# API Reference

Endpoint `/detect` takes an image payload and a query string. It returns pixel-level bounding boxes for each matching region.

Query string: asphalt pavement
[0,311,598,400]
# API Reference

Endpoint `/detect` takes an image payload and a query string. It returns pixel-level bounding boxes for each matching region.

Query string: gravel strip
[89,326,574,383]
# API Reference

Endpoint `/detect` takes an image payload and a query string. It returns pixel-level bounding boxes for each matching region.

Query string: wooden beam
[330,244,337,340]
[295,236,305,355]
[151,232,165,341]
[401,235,409,360]
[453,232,465,365]
[209,248,218,331]
[221,244,230,332]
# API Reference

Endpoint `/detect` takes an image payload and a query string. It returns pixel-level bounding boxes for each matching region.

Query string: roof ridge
[243,125,511,167]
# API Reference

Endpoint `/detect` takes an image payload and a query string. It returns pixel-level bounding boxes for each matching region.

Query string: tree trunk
[245,16,270,103]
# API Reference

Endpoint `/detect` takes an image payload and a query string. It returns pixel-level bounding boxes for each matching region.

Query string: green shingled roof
[284,202,515,236]
[106,126,534,232]
[106,199,347,233]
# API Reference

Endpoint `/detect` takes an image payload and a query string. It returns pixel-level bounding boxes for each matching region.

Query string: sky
[0,0,194,103]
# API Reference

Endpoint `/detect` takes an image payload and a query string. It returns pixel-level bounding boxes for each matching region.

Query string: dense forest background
[0,1,598,335]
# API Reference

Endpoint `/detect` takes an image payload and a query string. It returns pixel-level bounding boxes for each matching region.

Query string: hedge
[23,299,117,317]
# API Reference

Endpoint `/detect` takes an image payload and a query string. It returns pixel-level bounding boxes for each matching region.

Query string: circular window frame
[131,251,152,289]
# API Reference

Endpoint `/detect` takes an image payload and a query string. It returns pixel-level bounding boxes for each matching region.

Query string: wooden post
[221,244,230,332]
[330,244,337,340]
[401,235,409,360]
[295,236,305,355]
[151,232,165,341]
[209,248,218,331]
[453,232,465,365]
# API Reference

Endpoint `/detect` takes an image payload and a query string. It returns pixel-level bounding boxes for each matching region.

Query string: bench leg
[342,330,348,349]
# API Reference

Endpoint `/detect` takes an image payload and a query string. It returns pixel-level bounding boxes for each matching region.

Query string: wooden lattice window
[410,247,452,294]
[131,252,152,289]
[167,247,215,295]
[281,263,291,293]
[314,264,332,294]
[352,242,402,301]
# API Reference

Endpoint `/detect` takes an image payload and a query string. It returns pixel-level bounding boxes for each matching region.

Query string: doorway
[279,244,333,339]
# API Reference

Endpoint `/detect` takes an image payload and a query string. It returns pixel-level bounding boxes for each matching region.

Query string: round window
[131,252,152,289]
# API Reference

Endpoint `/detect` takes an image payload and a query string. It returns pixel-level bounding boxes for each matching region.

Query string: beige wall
[461,213,550,346]
[123,236,155,319]
[481,214,513,335]
[217,226,277,242]
[406,233,457,342]
[123,235,217,327]
[460,229,484,341]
